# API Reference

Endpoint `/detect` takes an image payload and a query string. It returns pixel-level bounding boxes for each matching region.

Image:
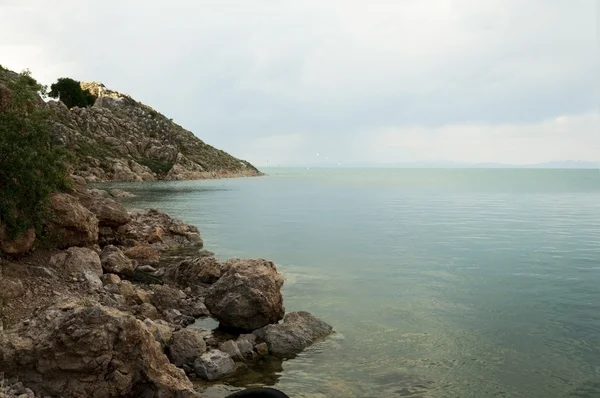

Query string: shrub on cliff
[0,71,71,238]
[48,77,96,109]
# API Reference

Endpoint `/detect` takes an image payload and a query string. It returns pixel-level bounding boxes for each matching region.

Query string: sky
[0,0,598,167]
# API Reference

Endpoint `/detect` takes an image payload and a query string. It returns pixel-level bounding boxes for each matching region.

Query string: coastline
[0,176,330,398]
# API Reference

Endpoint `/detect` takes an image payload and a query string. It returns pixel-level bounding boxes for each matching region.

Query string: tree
[0,71,71,238]
[48,77,96,109]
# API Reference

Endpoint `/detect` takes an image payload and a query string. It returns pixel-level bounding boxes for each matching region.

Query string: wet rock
[0,303,198,398]
[109,189,136,198]
[198,384,244,398]
[254,343,269,357]
[45,193,99,249]
[236,334,257,360]
[205,259,284,331]
[100,245,134,275]
[218,340,242,361]
[253,311,333,358]
[193,350,235,381]
[168,329,207,367]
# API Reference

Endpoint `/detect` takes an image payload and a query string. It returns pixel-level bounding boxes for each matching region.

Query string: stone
[49,247,102,277]
[0,278,25,300]
[198,384,244,398]
[101,273,121,285]
[163,256,222,289]
[236,334,257,360]
[135,303,160,320]
[193,350,235,381]
[253,311,333,358]
[78,194,130,227]
[45,193,99,249]
[197,249,215,258]
[109,189,136,198]
[168,329,207,367]
[123,245,159,261]
[254,343,269,356]
[218,340,242,361]
[137,265,157,273]
[164,309,195,328]
[0,224,35,255]
[100,245,134,275]
[0,304,199,398]
[204,259,284,331]
[144,318,174,348]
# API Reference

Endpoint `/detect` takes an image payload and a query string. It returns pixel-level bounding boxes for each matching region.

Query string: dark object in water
[225,387,290,398]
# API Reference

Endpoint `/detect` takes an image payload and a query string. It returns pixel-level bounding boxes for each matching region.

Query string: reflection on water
[95,168,600,398]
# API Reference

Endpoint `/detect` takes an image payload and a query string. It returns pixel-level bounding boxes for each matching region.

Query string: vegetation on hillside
[49,77,96,109]
[0,71,71,238]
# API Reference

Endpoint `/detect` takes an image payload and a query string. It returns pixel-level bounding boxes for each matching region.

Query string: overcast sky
[1,0,598,166]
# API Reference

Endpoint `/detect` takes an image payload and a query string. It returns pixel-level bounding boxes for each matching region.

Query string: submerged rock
[193,349,235,381]
[204,259,284,331]
[253,311,333,358]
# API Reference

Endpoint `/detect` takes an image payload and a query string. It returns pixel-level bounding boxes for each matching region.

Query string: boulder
[144,318,174,348]
[79,194,130,227]
[100,245,134,275]
[117,209,202,251]
[163,256,222,289]
[168,329,207,367]
[204,259,284,331]
[253,311,333,358]
[218,340,242,361]
[135,303,161,320]
[49,247,102,276]
[46,193,99,249]
[0,223,35,254]
[0,303,199,398]
[193,350,235,381]
[49,247,103,289]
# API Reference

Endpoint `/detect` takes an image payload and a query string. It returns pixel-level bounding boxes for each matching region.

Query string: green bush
[48,77,96,109]
[137,158,173,175]
[0,71,71,238]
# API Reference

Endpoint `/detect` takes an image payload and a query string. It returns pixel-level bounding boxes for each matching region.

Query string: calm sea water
[97,168,600,398]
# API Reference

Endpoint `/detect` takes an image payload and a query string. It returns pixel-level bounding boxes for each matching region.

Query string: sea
[97,168,600,398]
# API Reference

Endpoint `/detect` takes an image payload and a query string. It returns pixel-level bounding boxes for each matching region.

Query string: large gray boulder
[168,328,207,367]
[0,303,199,398]
[204,259,284,331]
[253,311,333,358]
[193,350,235,381]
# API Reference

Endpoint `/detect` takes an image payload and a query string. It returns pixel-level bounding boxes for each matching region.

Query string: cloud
[363,113,600,165]
[0,0,596,165]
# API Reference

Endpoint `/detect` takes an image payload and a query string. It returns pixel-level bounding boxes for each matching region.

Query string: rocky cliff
[0,67,261,182]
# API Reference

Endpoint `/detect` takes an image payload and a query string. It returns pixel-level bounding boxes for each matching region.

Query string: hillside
[0,66,261,182]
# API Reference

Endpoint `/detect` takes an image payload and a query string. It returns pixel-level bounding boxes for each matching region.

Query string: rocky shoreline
[0,177,333,398]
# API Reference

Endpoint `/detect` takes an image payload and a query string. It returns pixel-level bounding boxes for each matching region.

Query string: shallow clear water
[97,168,600,398]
